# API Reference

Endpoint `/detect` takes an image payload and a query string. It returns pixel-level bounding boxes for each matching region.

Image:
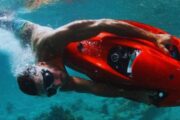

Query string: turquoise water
[0,0,180,120]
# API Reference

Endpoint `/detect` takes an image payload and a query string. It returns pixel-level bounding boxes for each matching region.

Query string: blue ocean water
[0,0,180,120]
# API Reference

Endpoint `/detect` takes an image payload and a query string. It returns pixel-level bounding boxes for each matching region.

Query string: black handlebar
[165,44,180,60]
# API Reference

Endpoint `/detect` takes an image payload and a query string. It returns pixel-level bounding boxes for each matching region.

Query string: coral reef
[34,105,83,120]
[97,98,167,120]
[101,103,109,115]
[17,116,27,120]
[5,102,15,114]
[70,99,84,112]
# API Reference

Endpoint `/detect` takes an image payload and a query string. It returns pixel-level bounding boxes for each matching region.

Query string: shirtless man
[0,15,171,105]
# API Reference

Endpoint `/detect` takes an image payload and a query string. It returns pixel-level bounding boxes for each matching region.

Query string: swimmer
[0,15,171,104]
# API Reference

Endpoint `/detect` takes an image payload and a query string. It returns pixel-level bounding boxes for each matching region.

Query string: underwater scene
[0,0,180,120]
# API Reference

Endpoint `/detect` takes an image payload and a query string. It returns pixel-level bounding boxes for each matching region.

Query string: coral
[17,116,27,120]
[101,103,109,115]
[110,99,167,120]
[139,106,166,120]
[34,105,82,120]
[76,116,84,120]
[70,99,84,112]
[5,102,14,114]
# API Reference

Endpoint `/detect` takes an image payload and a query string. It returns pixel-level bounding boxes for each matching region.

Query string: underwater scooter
[64,20,180,107]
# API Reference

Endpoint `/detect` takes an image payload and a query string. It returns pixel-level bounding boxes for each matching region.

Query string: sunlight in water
[25,0,54,9]
[25,0,75,9]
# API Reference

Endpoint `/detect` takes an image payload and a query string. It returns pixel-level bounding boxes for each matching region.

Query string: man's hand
[155,34,171,54]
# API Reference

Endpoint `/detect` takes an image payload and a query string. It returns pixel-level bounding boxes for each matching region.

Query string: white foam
[0,28,35,76]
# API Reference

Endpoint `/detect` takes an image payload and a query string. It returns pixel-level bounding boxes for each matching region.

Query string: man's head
[17,64,63,97]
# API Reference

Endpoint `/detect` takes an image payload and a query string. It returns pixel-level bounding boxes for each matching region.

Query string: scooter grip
[166,36,180,60]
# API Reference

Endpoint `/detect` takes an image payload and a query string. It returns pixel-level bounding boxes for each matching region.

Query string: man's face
[24,63,67,97]
[27,65,55,96]
[17,63,66,96]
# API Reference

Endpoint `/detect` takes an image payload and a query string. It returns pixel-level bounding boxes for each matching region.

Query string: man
[0,15,171,105]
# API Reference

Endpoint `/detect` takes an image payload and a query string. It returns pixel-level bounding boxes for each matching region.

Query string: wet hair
[17,65,38,96]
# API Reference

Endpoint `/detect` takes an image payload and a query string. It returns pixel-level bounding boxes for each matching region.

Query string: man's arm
[61,77,124,97]
[0,17,170,52]
[48,19,171,52]
[61,76,153,104]
[61,76,125,97]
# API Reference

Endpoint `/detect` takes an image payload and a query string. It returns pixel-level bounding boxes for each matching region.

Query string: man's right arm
[48,19,171,53]
[61,76,127,97]
[61,76,154,105]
